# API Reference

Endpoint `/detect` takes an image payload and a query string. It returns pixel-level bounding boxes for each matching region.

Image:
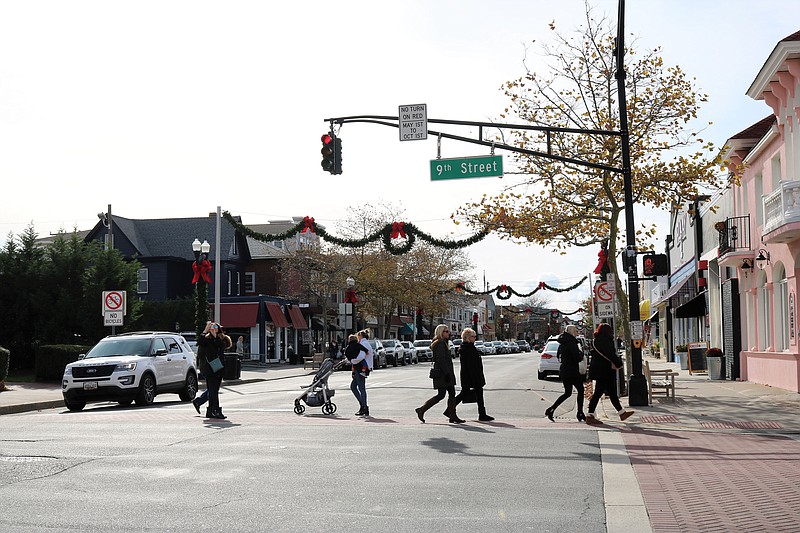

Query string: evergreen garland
[222,211,488,255]
[455,276,588,300]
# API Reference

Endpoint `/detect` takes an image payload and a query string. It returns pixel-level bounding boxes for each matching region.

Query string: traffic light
[320,133,342,175]
[642,253,668,277]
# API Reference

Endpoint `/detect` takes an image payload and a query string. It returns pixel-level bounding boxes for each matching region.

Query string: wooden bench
[644,360,678,404]
[303,352,325,370]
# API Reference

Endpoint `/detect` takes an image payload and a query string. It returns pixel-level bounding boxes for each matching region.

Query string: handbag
[429,366,443,379]
[578,355,588,375]
[208,357,224,373]
[460,388,477,403]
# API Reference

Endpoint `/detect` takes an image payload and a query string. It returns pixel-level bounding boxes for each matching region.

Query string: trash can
[223,353,241,380]
[677,351,688,370]
[707,356,725,380]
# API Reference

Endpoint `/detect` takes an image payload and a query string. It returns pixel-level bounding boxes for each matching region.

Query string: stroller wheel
[294,401,305,415]
[322,402,336,415]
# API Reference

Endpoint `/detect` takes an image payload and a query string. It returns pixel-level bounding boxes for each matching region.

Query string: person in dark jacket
[193,321,228,420]
[586,323,633,424]
[545,325,586,422]
[415,324,464,423]
[451,328,493,421]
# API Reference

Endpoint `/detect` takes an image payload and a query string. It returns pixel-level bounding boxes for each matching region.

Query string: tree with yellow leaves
[457,2,721,349]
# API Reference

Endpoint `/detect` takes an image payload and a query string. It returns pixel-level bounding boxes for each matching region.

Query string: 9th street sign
[430,155,503,181]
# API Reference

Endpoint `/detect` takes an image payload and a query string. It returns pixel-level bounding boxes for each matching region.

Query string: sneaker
[619,410,634,422]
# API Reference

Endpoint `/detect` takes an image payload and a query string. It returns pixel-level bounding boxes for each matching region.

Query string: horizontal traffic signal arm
[323,114,624,175]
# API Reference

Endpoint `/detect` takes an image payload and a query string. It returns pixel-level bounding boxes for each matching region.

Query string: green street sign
[430,155,503,180]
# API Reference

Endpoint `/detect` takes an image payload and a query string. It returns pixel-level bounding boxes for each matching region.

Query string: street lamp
[346,276,356,335]
[192,239,212,337]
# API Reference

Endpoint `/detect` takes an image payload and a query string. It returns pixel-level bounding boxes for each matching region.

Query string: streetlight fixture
[192,239,212,337]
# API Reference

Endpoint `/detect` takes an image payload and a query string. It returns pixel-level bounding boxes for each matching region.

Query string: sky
[1,0,798,313]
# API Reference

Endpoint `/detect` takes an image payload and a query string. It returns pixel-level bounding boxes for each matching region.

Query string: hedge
[35,344,92,381]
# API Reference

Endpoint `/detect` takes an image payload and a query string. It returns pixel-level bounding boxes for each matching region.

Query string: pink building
[722,30,800,391]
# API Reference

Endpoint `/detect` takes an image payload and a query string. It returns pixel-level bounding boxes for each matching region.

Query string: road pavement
[1,352,799,531]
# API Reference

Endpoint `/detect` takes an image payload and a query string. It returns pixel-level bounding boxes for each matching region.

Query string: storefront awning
[217,303,259,328]
[399,323,414,335]
[675,291,707,319]
[653,276,692,306]
[265,302,290,328]
[287,305,309,330]
[311,318,341,331]
[639,299,651,321]
[645,310,659,322]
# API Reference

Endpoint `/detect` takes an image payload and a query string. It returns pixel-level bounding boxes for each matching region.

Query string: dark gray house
[85,214,250,301]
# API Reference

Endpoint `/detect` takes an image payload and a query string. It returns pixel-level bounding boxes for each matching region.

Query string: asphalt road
[0,353,609,532]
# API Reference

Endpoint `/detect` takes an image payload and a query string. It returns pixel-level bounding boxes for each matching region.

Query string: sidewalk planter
[675,345,689,370]
[706,348,725,380]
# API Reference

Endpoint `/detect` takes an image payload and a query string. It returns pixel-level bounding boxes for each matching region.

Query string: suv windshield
[382,340,399,347]
[85,338,152,358]
[414,340,431,347]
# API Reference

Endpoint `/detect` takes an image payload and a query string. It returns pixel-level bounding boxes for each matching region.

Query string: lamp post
[346,276,356,335]
[192,238,211,337]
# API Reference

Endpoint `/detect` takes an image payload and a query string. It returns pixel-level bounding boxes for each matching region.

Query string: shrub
[35,344,92,381]
[675,344,688,352]
[0,346,9,382]
[706,347,723,357]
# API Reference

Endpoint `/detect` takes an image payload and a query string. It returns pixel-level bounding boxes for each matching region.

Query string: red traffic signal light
[321,133,342,174]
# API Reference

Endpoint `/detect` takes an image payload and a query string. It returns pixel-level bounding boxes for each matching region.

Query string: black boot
[361,406,369,417]
[478,407,494,422]
[447,397,464,424]
[416,396,438,423]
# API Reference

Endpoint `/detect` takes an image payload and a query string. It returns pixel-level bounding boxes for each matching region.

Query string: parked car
[451,338,463,356]
[502,341,516,353]
[400,341,418,364]
[179,331,198,353]
[492,340,506,354]
[368,339,388,368]
[62,331,199,412]
[381,339,406,366]
[479,341,495,355]
[537,339,561,379]
[413,340,434,361]
[514,340,531,352]
[448,340,457,358]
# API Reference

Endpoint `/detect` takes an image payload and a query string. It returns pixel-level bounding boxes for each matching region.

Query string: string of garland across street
[223,211,489,256]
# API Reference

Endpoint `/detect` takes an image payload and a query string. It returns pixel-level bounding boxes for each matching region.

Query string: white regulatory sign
[399,104,427,141]
[596,302,614,318]
[104,311,124,326]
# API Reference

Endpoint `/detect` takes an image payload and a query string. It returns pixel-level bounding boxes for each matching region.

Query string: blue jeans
[350,372,367,408]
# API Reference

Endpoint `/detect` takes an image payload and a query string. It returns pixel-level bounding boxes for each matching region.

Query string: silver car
[413,340,433,362]
[400,341,418,364]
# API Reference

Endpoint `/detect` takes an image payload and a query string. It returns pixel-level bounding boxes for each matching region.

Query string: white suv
[62,332,199,412]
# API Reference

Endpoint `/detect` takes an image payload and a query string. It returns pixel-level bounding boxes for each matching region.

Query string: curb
[0,400,65,416]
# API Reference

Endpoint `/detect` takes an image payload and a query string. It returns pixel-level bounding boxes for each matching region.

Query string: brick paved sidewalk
[622,428,800,532]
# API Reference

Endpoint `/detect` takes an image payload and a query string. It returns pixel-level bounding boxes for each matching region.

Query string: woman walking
[544,324,586,422]
[194,321,228,420]
[415,324,464,424]
[452,328,493,421]
[344,333,370,415]
[585,323,633,424]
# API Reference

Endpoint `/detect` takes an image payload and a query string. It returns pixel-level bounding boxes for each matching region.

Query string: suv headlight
[63,366,72,376]
[115,362,137,372]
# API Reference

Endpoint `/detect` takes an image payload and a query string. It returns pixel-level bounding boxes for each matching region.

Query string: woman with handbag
[544,324,586,422]
[194,321,228,420]
[585,322,634,425]
[451,328,493,421]
[415,325,464,424]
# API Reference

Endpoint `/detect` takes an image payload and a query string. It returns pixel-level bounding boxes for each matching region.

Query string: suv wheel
[179,371,198,401]
[65,400,85,412]
[135,373,156,406]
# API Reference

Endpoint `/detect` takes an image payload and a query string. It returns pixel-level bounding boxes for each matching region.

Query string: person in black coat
[586,322,634,424]
[194,321,228,420]
[415,324,464,424]
[452,328,493,421]
[545,325,586,422]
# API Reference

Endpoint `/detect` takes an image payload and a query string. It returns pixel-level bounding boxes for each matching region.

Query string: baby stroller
[294,358,346,415]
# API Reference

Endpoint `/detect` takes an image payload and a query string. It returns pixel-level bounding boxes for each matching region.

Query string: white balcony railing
[763,180,800,234]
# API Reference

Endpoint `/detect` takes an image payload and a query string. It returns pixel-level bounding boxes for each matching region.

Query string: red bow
[455,282,465,293]
[538,281,546,289]
[344,288,358,303]
[499,284,508,293]
[593,249,608,275]
[192,259,212,284]
[390,222,406,239]
[525,308,532,314]
[301,216,315,233]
